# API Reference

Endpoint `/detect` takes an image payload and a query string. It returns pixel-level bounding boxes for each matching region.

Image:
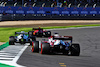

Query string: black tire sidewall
[33,41,39,52]
[71,44,80,56]
[9,36,15,45]
[41,43,50,54]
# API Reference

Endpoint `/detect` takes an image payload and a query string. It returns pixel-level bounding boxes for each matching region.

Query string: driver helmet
[21,31,24,36]
[21,31,24,33]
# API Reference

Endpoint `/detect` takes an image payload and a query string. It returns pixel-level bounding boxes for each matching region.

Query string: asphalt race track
[17,27,100,67]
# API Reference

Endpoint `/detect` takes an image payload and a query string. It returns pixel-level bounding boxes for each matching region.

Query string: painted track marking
[59,63,65,65]
[59,63,66,67]
[0,43,29,67]
[47,26,100,31]
[60,65,66,67]
[12,45,28,62]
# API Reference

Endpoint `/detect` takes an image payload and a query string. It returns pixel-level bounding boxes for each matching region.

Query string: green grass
[0,28,32,42]
[0,42,9,50]
[0,63,14,67]
[0,24,100,42]
[43,24,100,29]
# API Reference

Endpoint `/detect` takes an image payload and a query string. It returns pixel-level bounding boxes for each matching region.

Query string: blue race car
[9,31,36,45]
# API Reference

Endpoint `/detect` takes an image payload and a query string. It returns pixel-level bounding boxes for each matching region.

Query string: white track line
[0,44,29,67]
[0,58,13,59]
[47,26,100,30]
[0,53,10,54]
[12,45,28,62]
[0,55,15,57]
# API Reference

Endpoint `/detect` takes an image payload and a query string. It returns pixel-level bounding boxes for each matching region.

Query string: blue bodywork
[15,34,30,42]
[23,34,28,39]
[60,40,70,50]
[23,34,30,41]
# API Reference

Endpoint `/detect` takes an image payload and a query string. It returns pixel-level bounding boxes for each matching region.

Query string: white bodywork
[39,33,61,48]
[48,37,60,45]
[39,37,60,49]
[16,34,22,41]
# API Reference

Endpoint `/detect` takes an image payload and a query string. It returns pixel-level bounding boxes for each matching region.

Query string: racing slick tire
[70,44,80,56]
[31,41,39,52]
[9,36,15,45]
[40,43,50,54]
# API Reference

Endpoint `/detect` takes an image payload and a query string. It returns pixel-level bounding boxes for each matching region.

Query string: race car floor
[17,27,100,67]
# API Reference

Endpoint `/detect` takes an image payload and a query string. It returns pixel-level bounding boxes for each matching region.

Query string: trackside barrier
[0,42,9,50]
[0,6,100,15]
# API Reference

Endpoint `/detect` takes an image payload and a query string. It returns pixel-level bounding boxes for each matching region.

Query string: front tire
[9,36,15,45]
[70,44,80,56]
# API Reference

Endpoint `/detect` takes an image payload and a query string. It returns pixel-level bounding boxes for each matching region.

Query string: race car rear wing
[32,28,43,30]
[53,36,72,41]
[15,32,28,35]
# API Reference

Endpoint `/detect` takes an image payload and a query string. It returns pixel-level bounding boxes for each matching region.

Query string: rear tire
[9,36,15,45]
[31,41,39,52]
[70,44,80,56]
[40,43,50,54]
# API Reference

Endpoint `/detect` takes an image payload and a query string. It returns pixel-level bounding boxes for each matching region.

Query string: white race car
[9,31,36,45]
[31,33,80,56]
